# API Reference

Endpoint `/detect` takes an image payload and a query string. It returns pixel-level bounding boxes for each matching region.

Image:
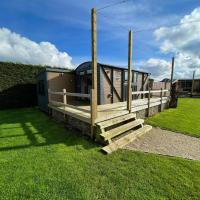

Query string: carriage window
[80,71,85,75]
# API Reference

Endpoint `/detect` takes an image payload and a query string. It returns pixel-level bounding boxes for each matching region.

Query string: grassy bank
[146,98,200,138]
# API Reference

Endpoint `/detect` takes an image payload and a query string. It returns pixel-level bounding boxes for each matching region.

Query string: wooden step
[96,113,136,129]
[100,119,144,141]
[102,125,152,154]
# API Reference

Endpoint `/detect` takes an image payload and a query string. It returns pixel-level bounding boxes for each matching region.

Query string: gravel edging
[124,127,200,161]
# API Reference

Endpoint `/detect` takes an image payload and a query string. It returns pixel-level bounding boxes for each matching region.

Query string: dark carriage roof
[76,61,151,74]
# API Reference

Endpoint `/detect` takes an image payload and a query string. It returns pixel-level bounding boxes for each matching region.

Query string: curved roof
[76,61,150,74]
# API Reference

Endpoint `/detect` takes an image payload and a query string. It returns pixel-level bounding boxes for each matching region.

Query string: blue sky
[0,0,200,79]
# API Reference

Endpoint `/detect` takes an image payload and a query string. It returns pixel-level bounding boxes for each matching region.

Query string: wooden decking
[49,97,169,124]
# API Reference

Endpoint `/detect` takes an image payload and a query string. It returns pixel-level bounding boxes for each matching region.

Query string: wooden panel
[136,73,142,98]
[102,68,112,104]
[113,69,122,103]
[47,72,75,104]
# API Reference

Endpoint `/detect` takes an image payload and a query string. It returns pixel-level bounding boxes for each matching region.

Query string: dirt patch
[124,127,200,161]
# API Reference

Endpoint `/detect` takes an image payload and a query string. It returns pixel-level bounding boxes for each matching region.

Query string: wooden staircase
[95,113,152,154]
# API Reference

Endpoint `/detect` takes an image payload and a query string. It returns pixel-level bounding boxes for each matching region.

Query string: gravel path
[124,127,200,161]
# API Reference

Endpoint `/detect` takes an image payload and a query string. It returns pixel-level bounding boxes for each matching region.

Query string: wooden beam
[170,57,175,96]
[127,30,133,112]
[191,70,196,97]
[49,90,90,98]
[132,89,168,95]
[91,8,98,138]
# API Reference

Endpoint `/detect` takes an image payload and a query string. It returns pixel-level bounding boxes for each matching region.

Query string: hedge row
[0,62,44,109]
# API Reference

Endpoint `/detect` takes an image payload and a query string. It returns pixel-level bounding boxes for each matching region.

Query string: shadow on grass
[0,108,96,152]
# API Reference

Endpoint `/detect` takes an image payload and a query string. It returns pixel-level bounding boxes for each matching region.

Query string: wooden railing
[132,88,169,116]
[48,89,91,112]
[48,88,169,117]
[132,89,169,95]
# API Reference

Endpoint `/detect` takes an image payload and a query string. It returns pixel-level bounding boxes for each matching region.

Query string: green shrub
[0,62,44,109]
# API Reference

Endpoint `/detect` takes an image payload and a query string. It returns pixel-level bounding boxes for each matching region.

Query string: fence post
[147,87,151,117]
[63,89,67,106]
[160,88,163,112]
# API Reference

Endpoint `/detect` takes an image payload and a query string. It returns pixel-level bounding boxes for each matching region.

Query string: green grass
[0,108,200,200]
[146,98,200,138]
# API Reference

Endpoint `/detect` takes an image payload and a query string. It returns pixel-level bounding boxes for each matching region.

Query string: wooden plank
[132,89,168,95]
[132,91,149,95]
[49,91,90,98]
[49,100,65,106]
[48,91,63,95]
[131,100,168,113]
[102,125,152,154]
[100,119,144,141]
[96,113,136,129]
[127,30,133,112]
[65,92,90,98]
[49,104,91,124]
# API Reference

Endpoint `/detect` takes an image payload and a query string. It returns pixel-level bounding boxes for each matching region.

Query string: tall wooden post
[191,70,196,97]
[170,57,175,97]
[91,8,98,138]
[127,30,133,113]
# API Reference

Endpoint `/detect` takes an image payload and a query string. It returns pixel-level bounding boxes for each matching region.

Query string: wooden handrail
[48,90,90,99]
[132,89,168,95]
[49,100,90,113]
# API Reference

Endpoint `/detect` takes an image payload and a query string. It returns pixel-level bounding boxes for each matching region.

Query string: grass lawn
[146,98,200,138]
[0,108,200,200]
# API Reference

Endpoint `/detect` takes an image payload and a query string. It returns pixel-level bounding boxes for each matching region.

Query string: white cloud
[136,58,171,81]
[0,27,74,69]
[154,7,200,79]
